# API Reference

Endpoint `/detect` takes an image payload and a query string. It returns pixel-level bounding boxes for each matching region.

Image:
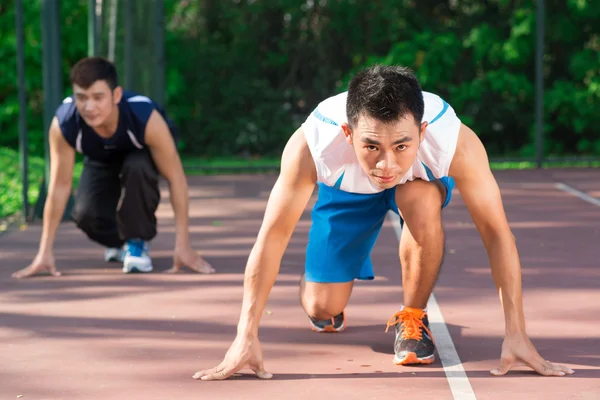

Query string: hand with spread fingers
[12,252,62,279]
[193,335,272,381]
[165,246,215,274]
[491,334,575,377]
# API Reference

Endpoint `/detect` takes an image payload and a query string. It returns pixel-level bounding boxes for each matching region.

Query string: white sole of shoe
[122,255,153,273]
[393,352,435,365]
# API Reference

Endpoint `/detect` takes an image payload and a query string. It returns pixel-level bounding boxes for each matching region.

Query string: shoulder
[417,91,462,179]
[301,91,348,150]
[121,91,158,123]
[421,90,461,133]
[422,91,455,125]
[55,96,77,126]
[300,92,353,187]
[55,96,79,146]
[310,91,348,126]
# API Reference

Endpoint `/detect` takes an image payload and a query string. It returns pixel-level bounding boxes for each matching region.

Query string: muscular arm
[449,123,525,334]
[193,128,316,381]
[449,124,573,376]
[12,118,75,279]
[237,128,317,337]
[144,110,191,249]
[39,119,76,255]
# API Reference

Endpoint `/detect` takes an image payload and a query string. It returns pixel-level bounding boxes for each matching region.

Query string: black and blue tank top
[56,91,177,162]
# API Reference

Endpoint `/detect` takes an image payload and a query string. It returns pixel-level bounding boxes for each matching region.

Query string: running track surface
[1,169,599,400]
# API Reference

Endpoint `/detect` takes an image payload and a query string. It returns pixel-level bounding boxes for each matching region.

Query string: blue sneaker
[122,239,153,273]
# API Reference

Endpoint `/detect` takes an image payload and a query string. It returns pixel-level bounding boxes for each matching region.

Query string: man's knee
[396,179,444,209]
[121,151,158,181]
[72,200,95,231]
[72,200,122,247]
[301,281,352,320]
[396,180,444,244]
[303,300,344,321]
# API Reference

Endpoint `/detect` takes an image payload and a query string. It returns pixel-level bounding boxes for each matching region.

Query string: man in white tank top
[195,65,573,380]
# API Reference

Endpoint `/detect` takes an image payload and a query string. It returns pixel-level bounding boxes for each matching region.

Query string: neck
[94,105,120,138]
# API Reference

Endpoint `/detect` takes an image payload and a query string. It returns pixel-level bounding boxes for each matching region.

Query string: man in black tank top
[12,57,215,278]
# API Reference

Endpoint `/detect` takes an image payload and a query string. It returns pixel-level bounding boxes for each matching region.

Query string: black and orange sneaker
[385,307,435,365]
[309,311,346,333]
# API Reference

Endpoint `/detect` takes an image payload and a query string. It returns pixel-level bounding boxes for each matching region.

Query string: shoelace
[385,308,434,343]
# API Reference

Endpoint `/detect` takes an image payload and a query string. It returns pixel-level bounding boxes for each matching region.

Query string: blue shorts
[304,177,454,283]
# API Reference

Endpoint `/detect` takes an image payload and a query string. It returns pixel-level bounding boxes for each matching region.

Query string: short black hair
[70,57,118,90]
[346,65,424,128]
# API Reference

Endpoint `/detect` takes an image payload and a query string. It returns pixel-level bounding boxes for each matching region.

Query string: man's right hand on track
[193,334,272,381]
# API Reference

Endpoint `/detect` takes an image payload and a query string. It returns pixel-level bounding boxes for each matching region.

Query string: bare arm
[193,128,316,381]
[40,118,76,254]
[237,127,317,336]
[450,124,525,333]
[450,123,573,376]
[144,111,213,273]
[13,117,75,278]
[144,110,191,249]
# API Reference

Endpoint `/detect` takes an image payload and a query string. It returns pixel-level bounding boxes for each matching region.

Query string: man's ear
[341,123,353,145]
[419,121,428,144]
[112,86,123,104]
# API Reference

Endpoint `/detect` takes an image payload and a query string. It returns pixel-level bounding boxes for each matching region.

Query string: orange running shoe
[386,307,435,365]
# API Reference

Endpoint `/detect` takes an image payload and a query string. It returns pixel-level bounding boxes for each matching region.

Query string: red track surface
[1,170,598,399]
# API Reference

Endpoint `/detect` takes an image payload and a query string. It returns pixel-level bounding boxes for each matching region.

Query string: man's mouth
[374,175,396,184]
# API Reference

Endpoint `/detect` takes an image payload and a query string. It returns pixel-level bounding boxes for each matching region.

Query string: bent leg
[117,150,161,241]
[301,183,391,331]
[300,276,354,320]
[72,158,123,248]
[395,179,446,309]
[300,276,352,332]
[387,178,447,365]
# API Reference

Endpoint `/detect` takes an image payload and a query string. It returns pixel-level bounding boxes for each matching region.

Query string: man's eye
[366,145,378,151]
[397,145,407,151]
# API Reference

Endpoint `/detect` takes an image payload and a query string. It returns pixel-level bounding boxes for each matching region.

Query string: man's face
[73,80,121,129]
[342,114,427,189]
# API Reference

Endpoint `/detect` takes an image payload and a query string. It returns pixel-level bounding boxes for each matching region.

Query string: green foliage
[0,0,87,156]
[0,147,42,218]
[362,0,600,157]
[0,147,82,218]
[0,0,599,159]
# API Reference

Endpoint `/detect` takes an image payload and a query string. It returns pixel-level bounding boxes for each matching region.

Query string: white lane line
[554,182,600,207]
[387,211,477,400]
